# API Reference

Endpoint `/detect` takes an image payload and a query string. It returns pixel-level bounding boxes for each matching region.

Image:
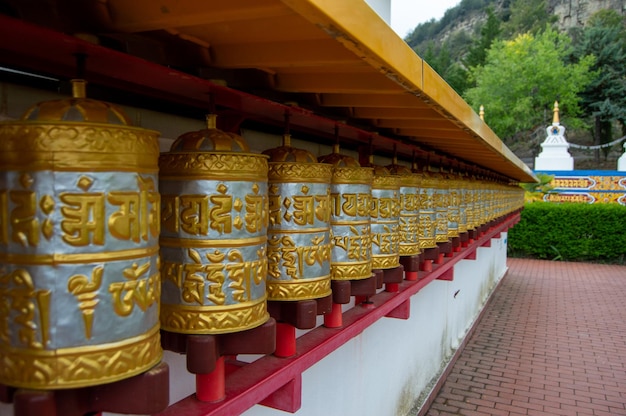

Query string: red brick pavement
[425,258,626,416]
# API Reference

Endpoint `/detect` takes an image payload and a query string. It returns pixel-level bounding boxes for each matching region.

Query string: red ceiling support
[437,268,454,281]
[259,375,302,413]
[385,299,411,320]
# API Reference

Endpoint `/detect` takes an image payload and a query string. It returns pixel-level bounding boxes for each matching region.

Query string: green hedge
[508,202,626,263]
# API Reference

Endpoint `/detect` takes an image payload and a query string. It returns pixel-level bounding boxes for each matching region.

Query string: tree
[572,9,626,161]
[464,27,595,143]
[464,7,502,69]
[501,0,557,38]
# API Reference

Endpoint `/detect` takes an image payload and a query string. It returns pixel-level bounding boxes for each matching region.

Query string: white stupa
[534,101,574,171]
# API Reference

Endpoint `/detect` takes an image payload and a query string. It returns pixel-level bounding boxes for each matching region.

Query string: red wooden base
[268,295,332,330]
[275,322,297,358]
[400,254,420,281]
[196,357,226,402]
[5,362,169,416]
[324,303,344,328]
[421,246,440,261]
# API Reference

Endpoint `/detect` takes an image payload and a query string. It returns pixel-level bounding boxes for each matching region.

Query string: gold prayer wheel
[478,178,488,226]
[386,159,420,257]
[458,174,469,234]
[431,169,449,243]
[446,172,460,239]
[318,145,373,281]
[159,114,270,334]
[0,80,162,389]
[367,161,400,270]
[466,175,478,231]
[412,166,437,250]
[263,135,332,301]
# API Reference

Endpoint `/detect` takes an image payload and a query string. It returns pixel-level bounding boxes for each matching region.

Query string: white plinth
[618,150,626,171]
[535,142,574,171]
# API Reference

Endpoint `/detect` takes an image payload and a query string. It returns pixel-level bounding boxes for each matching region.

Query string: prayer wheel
[458,174,469,235]
[367,161,400,270]
[159,114,270,334]
[447,172,460,239]
[263,135,332,300]
[466,175,478,232]
[431,170,449,243]
[318,145,373,281]
[412,166,437,250]
[477,178,488,227]
[386,159,420,257]
[0,80,162,389]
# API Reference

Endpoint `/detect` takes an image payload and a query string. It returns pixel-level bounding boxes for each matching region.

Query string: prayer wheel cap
[21,79,133,125]
[318,144,361,167]
[371,164,391,176]
[169,114,250,152]
[262,134,317,163]
[386,163,412,176]
[318,153,360,167]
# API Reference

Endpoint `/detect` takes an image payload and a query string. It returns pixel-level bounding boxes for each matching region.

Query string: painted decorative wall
[536,170,626,205]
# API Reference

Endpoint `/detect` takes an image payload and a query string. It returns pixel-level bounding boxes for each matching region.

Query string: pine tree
[573,10,626,161]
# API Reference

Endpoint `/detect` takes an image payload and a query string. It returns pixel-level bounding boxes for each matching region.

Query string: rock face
[435,0,624,45]
[550,0,626,30]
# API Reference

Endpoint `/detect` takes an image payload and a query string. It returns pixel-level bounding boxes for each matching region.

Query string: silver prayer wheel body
[387,163,420,257]
[414,169,437,250]
[319,148,373,281]
[0,80,162,389]
[159,115,270,334]
[263,137,333,300]
[369,165,400,269]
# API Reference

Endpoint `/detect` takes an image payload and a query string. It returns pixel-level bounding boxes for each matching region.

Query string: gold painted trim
[331,166,374,184]
[419,239,438,249]
[267,275,331,301]
[399,245,421,256]
[159,235,267,248]
[331,261,372,281]
[330,219,370,226]
[268,227,329,234]
[160,297,269,335]
[0,152,159,172]
[0,325,162,390]
[372,255,400,270]
[372,175,400,189]
[0,123,160,171]
[159,152,268,179]
[268,162,333,183]
[0,246,159,265]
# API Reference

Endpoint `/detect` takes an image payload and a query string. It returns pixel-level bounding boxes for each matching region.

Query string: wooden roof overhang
[0,0,537,182]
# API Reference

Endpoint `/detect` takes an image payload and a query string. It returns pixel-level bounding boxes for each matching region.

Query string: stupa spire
[552,101,559,125]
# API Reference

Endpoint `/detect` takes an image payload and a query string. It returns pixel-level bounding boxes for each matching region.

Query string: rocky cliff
[433,0,625,45]
[551,0,625,30]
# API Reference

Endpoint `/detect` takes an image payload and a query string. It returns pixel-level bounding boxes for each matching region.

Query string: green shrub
[508,202,626,263]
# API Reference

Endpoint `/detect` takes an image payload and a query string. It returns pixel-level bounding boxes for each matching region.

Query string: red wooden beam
[0,15,422,159]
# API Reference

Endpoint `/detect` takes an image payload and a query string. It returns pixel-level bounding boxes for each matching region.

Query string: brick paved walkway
[426,258,626,416]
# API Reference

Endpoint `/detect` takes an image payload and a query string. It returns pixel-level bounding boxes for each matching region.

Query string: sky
[390,0,461,38]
